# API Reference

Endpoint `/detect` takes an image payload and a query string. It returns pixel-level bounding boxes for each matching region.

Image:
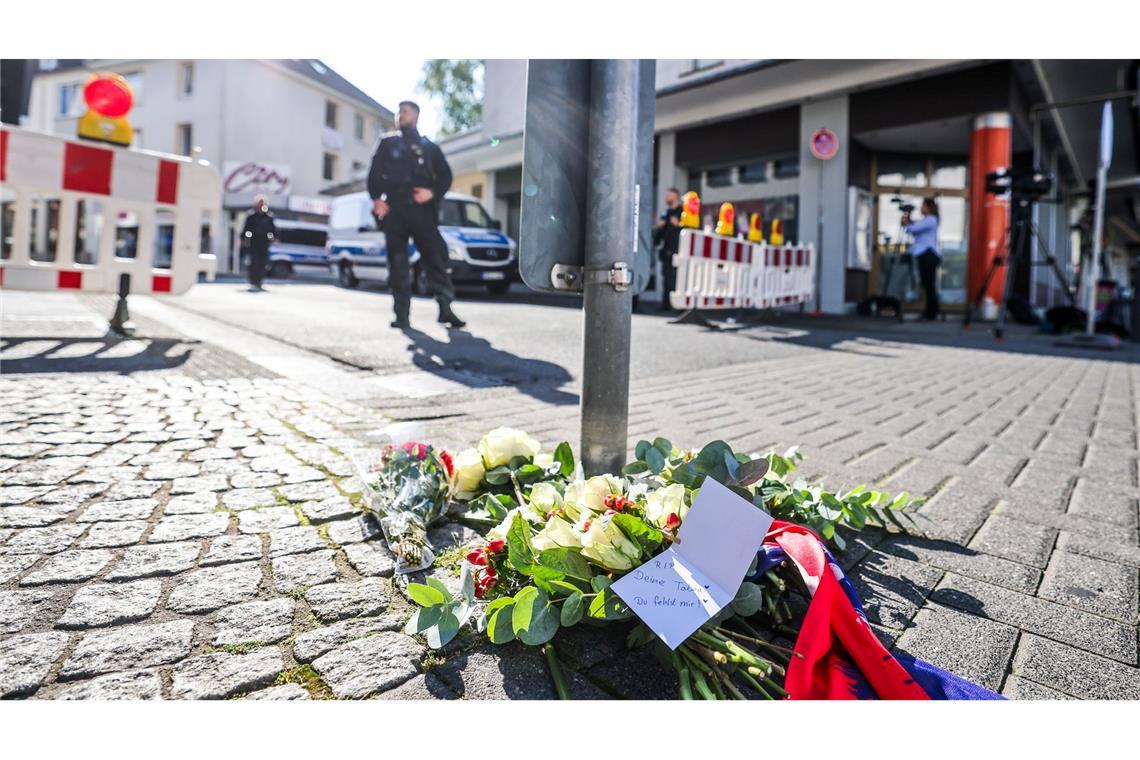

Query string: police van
[266,219,329,279]
[326,191,517,295]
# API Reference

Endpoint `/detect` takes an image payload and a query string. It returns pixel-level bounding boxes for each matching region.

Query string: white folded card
[611,477,774,649]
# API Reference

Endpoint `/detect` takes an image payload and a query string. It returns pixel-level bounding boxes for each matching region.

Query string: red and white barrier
[0,126,219,295]
[669,229,754,310]
[669,229,815,312]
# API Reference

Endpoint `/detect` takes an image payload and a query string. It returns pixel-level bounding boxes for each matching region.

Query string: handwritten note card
[611,478,773,649]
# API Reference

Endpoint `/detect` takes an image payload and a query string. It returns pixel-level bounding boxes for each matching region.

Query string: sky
[320,56,443,138]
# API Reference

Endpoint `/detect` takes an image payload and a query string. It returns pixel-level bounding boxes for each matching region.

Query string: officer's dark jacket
[367,128,453,207]
[241,210,276,249]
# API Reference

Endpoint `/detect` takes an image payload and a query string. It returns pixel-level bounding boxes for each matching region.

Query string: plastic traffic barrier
[0,125,219,295]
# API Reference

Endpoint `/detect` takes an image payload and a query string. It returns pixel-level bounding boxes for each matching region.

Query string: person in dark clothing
[367,100,463,329]
[902,197,942,321]
[653,187,683,311]
[241,196,276,292]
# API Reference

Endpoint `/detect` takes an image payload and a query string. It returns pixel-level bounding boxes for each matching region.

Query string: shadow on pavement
[400,327,578,406]
[0,335,194,375]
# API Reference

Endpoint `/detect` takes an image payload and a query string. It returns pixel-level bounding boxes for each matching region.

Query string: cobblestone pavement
[1,289,1138,699]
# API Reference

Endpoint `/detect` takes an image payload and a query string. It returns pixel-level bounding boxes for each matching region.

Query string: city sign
[222,161,292,196]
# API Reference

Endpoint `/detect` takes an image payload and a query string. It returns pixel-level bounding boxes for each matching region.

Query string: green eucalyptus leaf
[404,605,443,634]
[734,457,770,486]
[560,592,584,627]
[635,440,652,461]
[590,575,612,593]
[645,447,666,475]
[406,582,446,608]
[505,512,536,571]
[460,565,475,603]
[730,582,764,617]
[511,587,559,645]
[537,548,593,582]
[623,461,650,476]
[487,598,516,644]
[587,587,633,621]
[425,610,461,649]
[653,437,673,456]
[484,466,512,486]
[425,577,453,600]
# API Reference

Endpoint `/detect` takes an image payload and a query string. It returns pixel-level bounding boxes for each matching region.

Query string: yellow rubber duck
[715,203,735,237]
[679,191,701,229]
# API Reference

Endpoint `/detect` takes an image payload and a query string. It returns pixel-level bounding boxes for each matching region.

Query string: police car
[326,191,517,295]
[266,220,329,279]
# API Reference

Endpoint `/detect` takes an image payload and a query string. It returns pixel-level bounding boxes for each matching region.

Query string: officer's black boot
[437,300,466,328]
[390,314,410,329]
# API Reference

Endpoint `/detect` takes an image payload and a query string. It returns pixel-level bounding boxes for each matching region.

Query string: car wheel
[485,280,511,295]
[269,261,291,279]
[337,262,358,289]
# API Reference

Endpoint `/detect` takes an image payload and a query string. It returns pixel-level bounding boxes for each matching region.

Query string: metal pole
[815,162,824,313]
[580,60,642,476]
[1086,102,1112,336]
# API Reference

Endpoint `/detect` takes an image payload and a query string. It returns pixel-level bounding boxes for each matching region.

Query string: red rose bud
[402,442,429,460]
[616,497,630,511]
[665,512,682,529]
[603,493,617,509]
[483,575,497,589]
[438,449,455,477]
[486,539,506,555]
[474,585,485,599]
[466,548,488,566]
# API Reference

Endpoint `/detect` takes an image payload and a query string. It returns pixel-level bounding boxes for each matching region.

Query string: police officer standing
[368,100,464,329]
[241,195,276,292]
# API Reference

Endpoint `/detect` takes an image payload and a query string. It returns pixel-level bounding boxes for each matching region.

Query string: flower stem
[738,668,774,700]
[542,643,570,700]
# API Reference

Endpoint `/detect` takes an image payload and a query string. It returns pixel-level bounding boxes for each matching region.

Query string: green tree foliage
[418,59,484,136]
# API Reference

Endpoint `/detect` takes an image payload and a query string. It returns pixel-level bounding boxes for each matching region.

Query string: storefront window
[937,196,968,305]
[876,155,926,188]
[772,156,799,179]
[932,159,967,190]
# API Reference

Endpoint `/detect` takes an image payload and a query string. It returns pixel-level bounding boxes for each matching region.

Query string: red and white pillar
[968,112,1012,304]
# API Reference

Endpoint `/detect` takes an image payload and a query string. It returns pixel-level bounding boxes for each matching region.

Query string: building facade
[25,59,394,272]
[441,59,1139,314]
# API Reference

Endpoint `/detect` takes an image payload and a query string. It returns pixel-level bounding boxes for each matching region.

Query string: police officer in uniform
[368,100,464,329]
[241,195,276,292]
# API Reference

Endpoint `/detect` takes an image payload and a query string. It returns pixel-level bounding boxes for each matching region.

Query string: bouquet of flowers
[355,440,455,573]
[400,429,919,699]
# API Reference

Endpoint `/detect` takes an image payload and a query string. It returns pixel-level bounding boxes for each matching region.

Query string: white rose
[578,515,641,572]
[644,483,687,529]
[563,475,618,519]
[534,452,555,469]
[531,516,583,551]
[528,482,562,513]
[487,508,523,540]
[478,427,541,469]
[449,448,485,500]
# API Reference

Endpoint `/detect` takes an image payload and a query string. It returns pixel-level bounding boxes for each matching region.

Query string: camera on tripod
[985,168,1054,202]
[890,196,916,214]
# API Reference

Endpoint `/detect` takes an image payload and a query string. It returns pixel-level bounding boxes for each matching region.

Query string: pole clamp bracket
[550,262,632,292]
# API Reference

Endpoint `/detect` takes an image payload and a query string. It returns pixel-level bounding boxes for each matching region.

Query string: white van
[326,191,517,295]
[266,220,329,279]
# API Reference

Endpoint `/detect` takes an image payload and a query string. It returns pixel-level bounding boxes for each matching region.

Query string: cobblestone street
[1,287,1138,699]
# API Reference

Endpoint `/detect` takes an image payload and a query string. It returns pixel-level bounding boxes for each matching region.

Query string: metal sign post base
[108,273,135,336]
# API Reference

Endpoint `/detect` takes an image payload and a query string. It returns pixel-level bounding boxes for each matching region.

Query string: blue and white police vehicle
[266,219,329,279]
[326,191,517,295]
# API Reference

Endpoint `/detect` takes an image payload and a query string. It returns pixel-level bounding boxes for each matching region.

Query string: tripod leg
[994,221,1023,340]
[964,228,1010,328]
[1028,221,1075,307]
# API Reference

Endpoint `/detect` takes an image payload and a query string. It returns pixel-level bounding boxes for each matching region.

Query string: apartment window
[354,113,364,141]
[772,155,800,180]
[176,123,192,156]
[29,195,62,261]
[122,72,143,102]
[471,183,483,201]
[74,199,105,265]
[179,62,194,97]
[705,167,733,188]
[322,152,338,182]
[351,160,365,177]
[738,160,769,184]
[58,83,82,117]
[325,100,338,130]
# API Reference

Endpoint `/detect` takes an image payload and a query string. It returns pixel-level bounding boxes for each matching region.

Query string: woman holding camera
[902,197,941,321]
